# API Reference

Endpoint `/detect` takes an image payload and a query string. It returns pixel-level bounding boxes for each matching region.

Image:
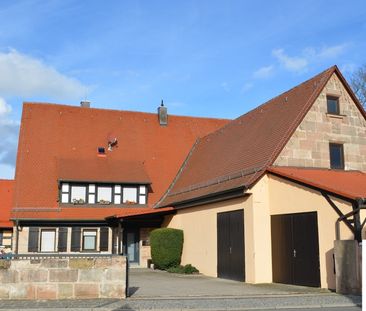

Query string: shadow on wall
[325,248,336,290]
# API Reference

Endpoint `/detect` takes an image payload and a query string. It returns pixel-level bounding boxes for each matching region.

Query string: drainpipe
[14,220,19,255]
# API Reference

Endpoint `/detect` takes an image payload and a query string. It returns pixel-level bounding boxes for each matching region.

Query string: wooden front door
[217,209,245,281]
[271,212,320,287]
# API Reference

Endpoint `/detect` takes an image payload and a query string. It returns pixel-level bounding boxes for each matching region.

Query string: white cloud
[272,49,308,72]
[272,44,348,73]
[316,44,347,59]
[0,97,12,115]
[0,49,89,100]
[253,65,274,79]
[0,97,19,179]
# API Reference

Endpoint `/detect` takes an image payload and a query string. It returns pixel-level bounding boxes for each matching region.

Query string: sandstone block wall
[0,256,126,300]
[275,73,366,170]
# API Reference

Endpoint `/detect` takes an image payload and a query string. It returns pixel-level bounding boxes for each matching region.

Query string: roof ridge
[23,102,230,122]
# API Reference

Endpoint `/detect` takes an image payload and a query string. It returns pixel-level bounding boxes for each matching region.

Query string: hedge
[150,228,183,270]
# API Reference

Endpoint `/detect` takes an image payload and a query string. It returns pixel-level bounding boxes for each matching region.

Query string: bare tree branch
[350,64,366,108]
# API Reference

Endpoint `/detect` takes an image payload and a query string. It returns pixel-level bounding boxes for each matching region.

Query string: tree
[350,64,366,109]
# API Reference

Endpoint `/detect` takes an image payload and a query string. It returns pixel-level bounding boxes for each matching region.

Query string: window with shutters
[27,226,110,253]
[60,182,148,205]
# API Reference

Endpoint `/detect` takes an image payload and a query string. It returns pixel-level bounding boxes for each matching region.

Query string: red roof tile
[268,167,366,200]
[13,103,229,220]
[58,158,151,184]
[0,180,14,227]
[11,207,173,221]
[159,66,366,207]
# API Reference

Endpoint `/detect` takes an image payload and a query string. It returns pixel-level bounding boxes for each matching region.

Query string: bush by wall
[167,264,199,274]
[150,228,183,270]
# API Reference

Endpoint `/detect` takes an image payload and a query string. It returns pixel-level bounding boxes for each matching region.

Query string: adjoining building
[0,180,14,252]
[7,65,366,290]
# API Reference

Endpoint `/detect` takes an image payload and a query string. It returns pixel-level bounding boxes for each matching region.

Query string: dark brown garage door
[271,212,320,287]
[217,209,245,281]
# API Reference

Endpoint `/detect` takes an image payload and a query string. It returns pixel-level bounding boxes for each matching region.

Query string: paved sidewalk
[0,294,361,310]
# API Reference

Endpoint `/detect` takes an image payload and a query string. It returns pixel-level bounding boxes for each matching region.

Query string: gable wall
[274,73,366,170]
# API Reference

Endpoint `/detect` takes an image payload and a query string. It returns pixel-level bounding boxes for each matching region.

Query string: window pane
[61,193,69,203]
[97,186,112,202]
[114,195,121,204]
[83,230,97,250]
[123,187,137,203]
[330,144,344,169]
[327,97,339,114]
[71,186,86,202]
[62,183,69,192]
[89,184,95,193]
[88,194,95,204]
[139,185,146,195]
[139,195,146,204]
[83,236,96,250]
[40,230,55,252]
[114,185,121,194]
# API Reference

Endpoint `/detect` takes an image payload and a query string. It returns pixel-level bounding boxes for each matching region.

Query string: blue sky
[0,0,365,179]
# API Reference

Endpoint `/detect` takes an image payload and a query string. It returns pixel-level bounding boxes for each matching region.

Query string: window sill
[326,113,346,120]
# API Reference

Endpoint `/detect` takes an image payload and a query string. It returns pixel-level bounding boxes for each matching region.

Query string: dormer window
[327,96,340,115]
[60,182,148,205]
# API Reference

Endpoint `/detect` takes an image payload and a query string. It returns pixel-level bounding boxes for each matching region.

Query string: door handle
[293,249,297,258]
[229,247,232,254]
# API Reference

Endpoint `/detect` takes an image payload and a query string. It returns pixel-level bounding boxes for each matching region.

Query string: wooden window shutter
[28,227,39,252]
[58,227,68,252]
[99,227,109,251]
[71,227,81,252]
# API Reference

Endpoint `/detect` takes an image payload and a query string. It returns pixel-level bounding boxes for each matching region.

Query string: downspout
[14,220,19,255]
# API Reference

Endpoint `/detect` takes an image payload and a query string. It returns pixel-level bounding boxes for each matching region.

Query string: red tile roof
[11,206,174,221]
[158,65,366,207]
[13,103,228,220]
[268,167,366,200]
[58,158,151,184]
[0,180,14,227]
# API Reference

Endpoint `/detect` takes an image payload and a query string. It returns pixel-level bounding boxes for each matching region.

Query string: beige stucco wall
[274,73,366,170]
[164,173,357,289]
[163,196,251,278]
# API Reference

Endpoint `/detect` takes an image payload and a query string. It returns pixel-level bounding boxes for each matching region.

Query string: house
[11,102,228,266]
[9,65,366,290]
[0,180,14,252]
[157,65,366,289]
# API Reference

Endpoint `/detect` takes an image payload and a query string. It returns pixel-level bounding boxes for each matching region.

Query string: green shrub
[150,228,183,270]
[167,264,199,274]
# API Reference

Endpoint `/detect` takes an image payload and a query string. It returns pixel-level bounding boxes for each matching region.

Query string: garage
[271,212,320,287]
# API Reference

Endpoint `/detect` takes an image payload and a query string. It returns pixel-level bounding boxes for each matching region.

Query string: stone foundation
[0,256,126,299]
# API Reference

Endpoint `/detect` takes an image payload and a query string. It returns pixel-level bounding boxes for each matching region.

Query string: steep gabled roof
[159,65,364,207]
[268,167,366,201]
[13,103,229,220]
[0,180,14,227]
